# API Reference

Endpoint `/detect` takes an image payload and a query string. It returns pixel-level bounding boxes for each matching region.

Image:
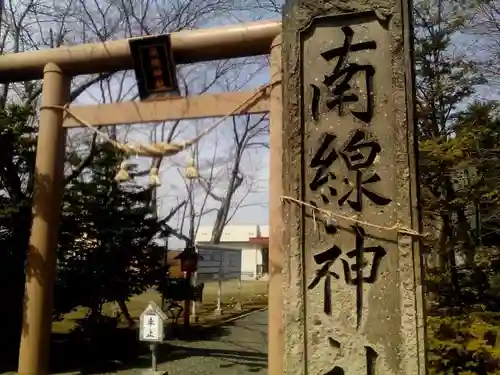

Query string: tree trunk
[438,213,451,273]
[117,299,135,327]
[456,207,475,266]
[210,154,243,244]
[211,200,231,244]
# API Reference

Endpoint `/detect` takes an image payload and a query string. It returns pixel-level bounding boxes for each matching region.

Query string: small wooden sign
[129,34,179,101]
[139,301,167,342]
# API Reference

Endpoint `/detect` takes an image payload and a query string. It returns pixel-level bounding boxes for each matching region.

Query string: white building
[195,225,269,280]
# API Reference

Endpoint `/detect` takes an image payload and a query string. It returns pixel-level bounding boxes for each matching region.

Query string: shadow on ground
[0,312,267,375]
[0,324,230,374]
[160,342,268,374]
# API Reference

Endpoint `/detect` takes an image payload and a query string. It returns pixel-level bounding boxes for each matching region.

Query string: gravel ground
[159,309,268,375]
[1,283,268,375]
[68,309,269,375]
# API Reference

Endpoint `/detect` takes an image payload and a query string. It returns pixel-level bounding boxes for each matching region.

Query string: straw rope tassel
[185,158,198,179]
[115,161,132,182]
[149,167,161,187]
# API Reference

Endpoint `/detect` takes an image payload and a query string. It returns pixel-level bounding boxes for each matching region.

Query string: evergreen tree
[414,0,484,276]
[0,104,38,360]
[412,0,500,373]
[425,102,500,374]
[0,102,169,359]
[55,145,168,321]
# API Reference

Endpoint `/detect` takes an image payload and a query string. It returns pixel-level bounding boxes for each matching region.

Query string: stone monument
[281,0,427,374]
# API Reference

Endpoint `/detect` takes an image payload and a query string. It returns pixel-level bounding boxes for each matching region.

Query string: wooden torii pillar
[0,20,284,375]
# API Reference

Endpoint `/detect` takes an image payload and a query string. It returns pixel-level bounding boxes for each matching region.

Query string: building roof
[249,237,269,245]
[196,224,269,243]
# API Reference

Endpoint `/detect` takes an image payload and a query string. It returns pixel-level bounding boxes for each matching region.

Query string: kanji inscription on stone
[282,1,427,375]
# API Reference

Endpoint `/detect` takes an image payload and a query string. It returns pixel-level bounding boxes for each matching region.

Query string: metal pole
[161,238,168,311]
[191,271,197,322]
[235,276,242,311]
[18,63,71,375]
[268,34,283,375]
[183,270,191,328]
[183,178,195,328]
[216,278,222,313]
[150,343,157,371]
[216,248,223,314]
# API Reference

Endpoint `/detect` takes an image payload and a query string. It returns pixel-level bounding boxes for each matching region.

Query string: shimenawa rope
[41,80,280,185]
[280,196,426,237]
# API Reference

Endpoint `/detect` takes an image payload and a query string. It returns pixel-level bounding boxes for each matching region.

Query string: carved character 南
[311,26,376,123]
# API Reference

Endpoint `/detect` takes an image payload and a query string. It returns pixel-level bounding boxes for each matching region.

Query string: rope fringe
[280,196,426,238]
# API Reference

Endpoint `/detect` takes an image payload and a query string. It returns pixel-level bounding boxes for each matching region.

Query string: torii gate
[0,20,284,375]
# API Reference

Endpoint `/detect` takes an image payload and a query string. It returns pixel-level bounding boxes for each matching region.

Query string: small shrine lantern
[175,248,198,273]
